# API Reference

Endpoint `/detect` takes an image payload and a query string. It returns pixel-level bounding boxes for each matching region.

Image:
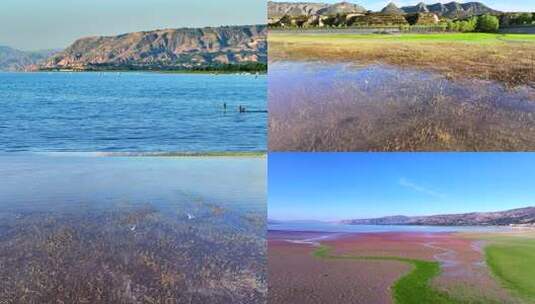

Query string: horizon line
[269,205,535,222]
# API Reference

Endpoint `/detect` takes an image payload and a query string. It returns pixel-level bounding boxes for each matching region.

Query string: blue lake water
[268,221,510,233]
[0,72,266,152]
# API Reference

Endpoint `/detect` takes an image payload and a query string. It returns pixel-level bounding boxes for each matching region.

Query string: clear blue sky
[0,0,266,51]
[280,0,533,13]
[269,153,535,221]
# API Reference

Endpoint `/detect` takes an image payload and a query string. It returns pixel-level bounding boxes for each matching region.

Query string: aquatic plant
[0,206,266,303]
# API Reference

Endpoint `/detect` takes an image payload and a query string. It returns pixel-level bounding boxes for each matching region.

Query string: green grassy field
[313,246,462,304]
[485,237,535,302]
[271,32,535,43]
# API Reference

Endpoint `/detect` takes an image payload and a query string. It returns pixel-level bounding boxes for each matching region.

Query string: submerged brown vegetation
[269,33,535,151]
[0,205,266,304]
[269,61,535,151]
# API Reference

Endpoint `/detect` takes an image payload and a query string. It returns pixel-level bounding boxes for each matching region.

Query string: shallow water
[0,154,267,303]
[0,153,266,213]
[269,61,535,151]
[0,72,267,152]
[268,221,510,233]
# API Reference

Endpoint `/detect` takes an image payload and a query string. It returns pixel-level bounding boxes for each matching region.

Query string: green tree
[447,20,459,31]
[516,13,533,25]
[446,17,477,32]
[477,14,500,32]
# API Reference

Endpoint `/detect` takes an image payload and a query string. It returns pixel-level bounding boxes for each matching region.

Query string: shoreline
[0,151,267,158]
[3,69,268,75]
[267,224,515,235]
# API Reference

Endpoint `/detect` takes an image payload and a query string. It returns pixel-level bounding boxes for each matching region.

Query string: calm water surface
[0,72,266,152]
[0,153,266,214]
[269,221,511,233]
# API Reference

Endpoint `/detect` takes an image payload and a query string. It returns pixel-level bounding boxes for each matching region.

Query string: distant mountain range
[340,207,535,226]
[0,46,58,71]
[41,25,266,71]
[268,1,501,18]
[381,3,406,14]
[268,2,331,18]
[401,1,501,18]
[268,1,369,18]
[2,25,266,72]
[317,2,367,15]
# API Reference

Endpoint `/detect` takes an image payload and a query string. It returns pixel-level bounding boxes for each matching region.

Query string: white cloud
[398,178,444,199]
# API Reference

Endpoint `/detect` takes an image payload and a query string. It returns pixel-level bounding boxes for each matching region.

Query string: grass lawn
[485,237,535,302]
[269,32,535,86]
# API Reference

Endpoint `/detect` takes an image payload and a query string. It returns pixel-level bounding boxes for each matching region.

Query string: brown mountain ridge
[340,207,535,226]
[40,25,267,71]
[268,1,501,18]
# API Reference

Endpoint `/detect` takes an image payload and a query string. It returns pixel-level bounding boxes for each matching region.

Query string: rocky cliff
[268,1,367,18]
[381,3,405,15]
[316,2,367,15]
[41,25,267,71]
[269,1,501,19]
[268,2,330,17]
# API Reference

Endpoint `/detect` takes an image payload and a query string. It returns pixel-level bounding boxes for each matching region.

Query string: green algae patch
[99,151,267,158]
[313,245,460,304]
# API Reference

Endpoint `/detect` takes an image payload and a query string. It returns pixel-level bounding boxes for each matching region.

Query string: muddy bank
[269,238,408,304]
